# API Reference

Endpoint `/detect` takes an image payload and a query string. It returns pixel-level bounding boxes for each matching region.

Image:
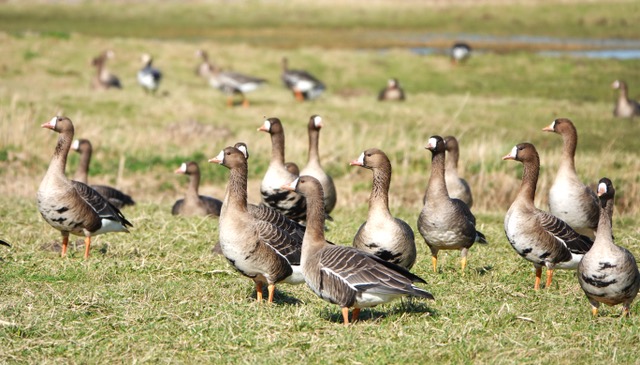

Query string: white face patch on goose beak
[612,80,620,89]
[597,182,607,196]
[179,163,187,172]
[509,146,518,158]
[282,177,299,191]
[350,152,365,166]
[313,115,323,128]
[258,120,271,132]
[42,116,58,129]
[71,139,80,151]
[208,150,225,164]
[427,137,438,150]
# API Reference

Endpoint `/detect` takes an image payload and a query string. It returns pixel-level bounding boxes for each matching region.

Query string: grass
[2,1,640,363]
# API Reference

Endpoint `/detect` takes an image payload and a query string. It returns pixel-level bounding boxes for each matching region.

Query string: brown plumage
[503,143,593,290]
[37,116,132,259]
[378,78,405,101]
[300,115,337,215]
[423,136,473,207]
[172,161,222,217]
[91,50,121,90]
[418,136,486,272]
[578,178,640,316]
[350,148,416,269]
[194,49,214,81]
[542,118,599,238]
[612,80,640,119]
[283,175,433,325]
[70,138,135,209]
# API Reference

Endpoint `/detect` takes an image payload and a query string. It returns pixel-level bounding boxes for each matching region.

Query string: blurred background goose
[71,138,135,209]
[172,161,222,217]
[194,49,214,81]
[281,57,325,101]
[611,80,640,119]
[450,42,472,64]
[91,50,121,90]
[578,178,640,317]
[378,78,405,101]
[37,116,132,259]
[283,176,433,325]
[208,64,266,107]
[137,53,162,94]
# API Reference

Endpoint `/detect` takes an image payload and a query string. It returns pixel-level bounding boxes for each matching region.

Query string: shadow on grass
[320,299,438,325]
[250,287,304,306]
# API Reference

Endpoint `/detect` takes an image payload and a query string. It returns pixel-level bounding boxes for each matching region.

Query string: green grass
[2,1,640,363]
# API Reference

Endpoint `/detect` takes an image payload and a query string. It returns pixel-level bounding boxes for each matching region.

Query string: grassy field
[2,1,640,363]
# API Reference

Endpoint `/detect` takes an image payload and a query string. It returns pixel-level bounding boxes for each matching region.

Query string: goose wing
[255,220,302,265]
[72,181,133,228]
[537,209,593,254]
[249,204,305,241]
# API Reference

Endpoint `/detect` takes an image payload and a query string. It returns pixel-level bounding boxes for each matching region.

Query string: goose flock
[24,46,640,325]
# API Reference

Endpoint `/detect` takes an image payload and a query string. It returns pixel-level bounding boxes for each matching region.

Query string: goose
[423,136,473,208]
[542,118,599,238]
[350,148,416,269]
[172,161,222,217]
[450,42,472,64]
[91,50,121,90]
[282,176,433,325]
[502,142,593,290]
[578,178,640,317]
[299,115,337,215]
[378,78,405,101]
[137,53,162,94]
[209,145,304,303]
[37,116,132,259]
[208,64,266,107]
[194,49,214,81]
[418,136,486,272]
[611,80,640,119]
[285,162,300,176]
[70,138,135,209]
[281,57,326,101]
[258,117,307,223]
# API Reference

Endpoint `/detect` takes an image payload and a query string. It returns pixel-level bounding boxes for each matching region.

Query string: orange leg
[61,235,69,257]
[341,307,350,325]
[267,284,275,303]
[460,257,468,272]
[545,268,554,289]
[226,96,233,107]
[592,307,599,317]
[294,90,304,101]
[255,282,263,302]
[83,236,91,259]
[431,255,438,273]
[534,267,542,290]
[352,308,361,323]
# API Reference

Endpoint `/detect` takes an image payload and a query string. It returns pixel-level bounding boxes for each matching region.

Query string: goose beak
[349,160,362,166]
[208,150,225,164]
[41,116,58,130]
[502,146,518,160]
[597,182,607,197]
[281,178,299,191]
[541,124,554,132]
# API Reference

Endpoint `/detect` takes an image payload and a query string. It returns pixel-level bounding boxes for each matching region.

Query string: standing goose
[418,136,486,272]
[578,178,640,317]
[299,115,337,215]
[208,64,266,107]
[137,53,162,94]
[450,42,472,65]
[70,138,135,209]
[350,148,416,269]
[209,145,304,303]
[281,57,326,101]
[37,116,132,259]
[91,50,121,90]
[612,80,640,119]
[283,176,433,325]
[172,161,223,217]
[194,49,214,81]
[423,136,473,208]
[378,78,405,101]
[542,118,599,238]
[503,143,593,290]
[258,117,307,223]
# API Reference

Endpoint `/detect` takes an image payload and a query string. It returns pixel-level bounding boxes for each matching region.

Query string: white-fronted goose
[194,49,214,81]
[172,161,222,217]
[70,138,135,209]
[91,50,121,90]
[578,178,640,317]
[37,116,132,259]
[423,135,473,208]
[611,80,640,119]
[208,64,266,107]
[451,42,471,64]
[503,143,593,290]
[137,53,162,94]
[283,176,433,325]
[542,118,599,238]
[350,148,416,269]
[258,117,307,223]
[418,136,486,272]
[300,115,337,215]
[281,57,326,101]
[378,78,405,101]
[209,145,304,303]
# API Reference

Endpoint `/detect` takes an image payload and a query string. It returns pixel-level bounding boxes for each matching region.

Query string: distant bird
[542,118,599,238]
[258,117,307,223]
[281,57,325,101]
[350,148,416,269]
[418,136,486,272]
[378,78,405,101]
[91,50,121,90]
[611,80,640,119]
[0,240,10,247]
[194,49,214,81]
[424,136,473,208]
[210,145,305,303]
[450,42,472,64]
[70,138,135,209]
[578,178,640,317]
[283,175,433,325]
[300,115,337,215]
[172,161,222,217]
[208,64,266,107]
[37,116,132,259]
[503,143,593,290]
[137,53,162,93]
